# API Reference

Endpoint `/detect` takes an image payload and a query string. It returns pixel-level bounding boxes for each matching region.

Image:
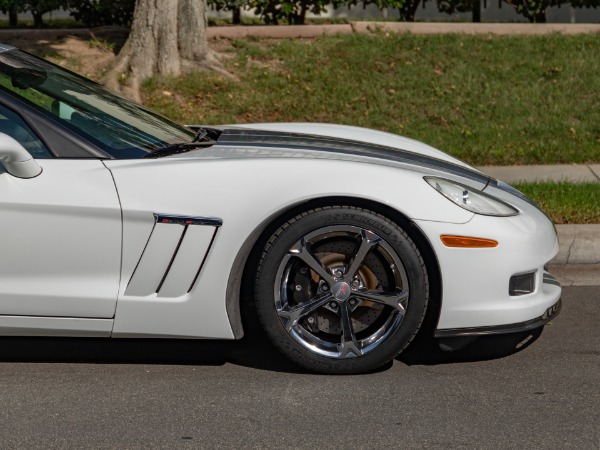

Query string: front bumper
[435,297,561,338]
[414,196,561,334]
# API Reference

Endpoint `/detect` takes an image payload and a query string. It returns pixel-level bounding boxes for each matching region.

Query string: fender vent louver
[124,214,222,298]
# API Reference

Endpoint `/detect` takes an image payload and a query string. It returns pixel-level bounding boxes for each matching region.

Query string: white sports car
[0,44,560,374]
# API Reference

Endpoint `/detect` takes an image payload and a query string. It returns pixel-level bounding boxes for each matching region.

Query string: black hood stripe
[217,128,490,185]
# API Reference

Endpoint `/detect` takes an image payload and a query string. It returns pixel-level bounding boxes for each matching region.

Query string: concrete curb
[547,264,600,287]
[553,225,600,265]
[548,225,600,286]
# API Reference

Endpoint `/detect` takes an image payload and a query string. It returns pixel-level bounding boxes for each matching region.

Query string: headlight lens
[425,177,519,217]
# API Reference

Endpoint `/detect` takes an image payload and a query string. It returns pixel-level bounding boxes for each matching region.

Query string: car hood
[175,123,490,185]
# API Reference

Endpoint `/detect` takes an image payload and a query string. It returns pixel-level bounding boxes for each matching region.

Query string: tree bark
[32,10,44,28]
[232,7,241,24]
[472,0,481,22]
[398,0,420,22]
[8,7,17,27]
[103,0,222,102]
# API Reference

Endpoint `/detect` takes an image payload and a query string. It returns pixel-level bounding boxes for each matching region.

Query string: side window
[0,103,52,159]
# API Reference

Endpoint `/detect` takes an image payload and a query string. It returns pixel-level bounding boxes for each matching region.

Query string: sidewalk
[477,164,600,184]
[206,22,600,40]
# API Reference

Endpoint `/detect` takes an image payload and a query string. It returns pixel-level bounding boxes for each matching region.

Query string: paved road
[0,286,597,449]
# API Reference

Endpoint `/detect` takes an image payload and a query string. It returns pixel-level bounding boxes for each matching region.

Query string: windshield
[0,48,195,158]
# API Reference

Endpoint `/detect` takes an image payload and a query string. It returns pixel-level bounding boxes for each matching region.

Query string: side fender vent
[125,214,222,298]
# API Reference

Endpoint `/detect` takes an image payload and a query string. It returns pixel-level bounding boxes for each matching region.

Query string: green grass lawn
[515,182,600,224]
[143,33,600,166]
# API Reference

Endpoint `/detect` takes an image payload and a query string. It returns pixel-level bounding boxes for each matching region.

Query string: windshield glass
[0,48,195,158]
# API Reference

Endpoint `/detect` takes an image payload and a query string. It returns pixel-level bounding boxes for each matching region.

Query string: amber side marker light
[440,235,499,248]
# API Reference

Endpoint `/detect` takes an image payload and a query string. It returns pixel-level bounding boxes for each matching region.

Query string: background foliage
[67,0,134,27]
[0,0,597,26]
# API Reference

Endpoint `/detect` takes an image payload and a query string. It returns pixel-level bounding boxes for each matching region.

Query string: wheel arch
[225,196,443,340]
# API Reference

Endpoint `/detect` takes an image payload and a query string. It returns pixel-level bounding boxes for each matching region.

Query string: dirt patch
[47,36,115,79]
[0,27,249,81]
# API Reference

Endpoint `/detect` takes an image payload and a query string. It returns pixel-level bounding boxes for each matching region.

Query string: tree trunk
[8,7,17,27]
[472,0,481,22]
[103,0,223,102]
[398,0,420,21]
[232,7,241,24]
[32,10,44,28]
[298,0,307,25]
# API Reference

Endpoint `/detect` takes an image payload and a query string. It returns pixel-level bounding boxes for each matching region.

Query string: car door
[0,105,121,320]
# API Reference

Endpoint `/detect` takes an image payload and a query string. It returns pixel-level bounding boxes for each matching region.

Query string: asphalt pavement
[0,285,596,449]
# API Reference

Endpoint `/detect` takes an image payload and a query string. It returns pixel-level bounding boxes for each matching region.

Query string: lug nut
[307,317,315,324]
[351,280,360,288]
[321,284,330,292]
[334,269,343,278]
[295,285,302,291]
[329,301,338,309]
[349,299,357,306]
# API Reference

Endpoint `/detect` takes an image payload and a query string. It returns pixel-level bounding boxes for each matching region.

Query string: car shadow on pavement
[0,294,545,373]
[0,333,304,373]
[398,327,544,366]
[0,327,543,373]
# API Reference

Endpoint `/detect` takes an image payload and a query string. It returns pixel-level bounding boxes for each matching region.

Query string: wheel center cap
[332,282,351,301]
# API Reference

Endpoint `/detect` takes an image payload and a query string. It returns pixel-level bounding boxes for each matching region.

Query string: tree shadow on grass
[0,28,128,85]
[0,27,129,58]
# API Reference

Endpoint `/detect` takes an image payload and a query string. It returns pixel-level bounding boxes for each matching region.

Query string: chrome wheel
[274,225,410,359]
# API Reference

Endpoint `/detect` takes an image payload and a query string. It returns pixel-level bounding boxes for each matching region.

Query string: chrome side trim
[154,214,223,227]
[434,299,562,338]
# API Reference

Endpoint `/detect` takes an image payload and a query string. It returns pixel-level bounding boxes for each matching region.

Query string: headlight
[425,177,519,217]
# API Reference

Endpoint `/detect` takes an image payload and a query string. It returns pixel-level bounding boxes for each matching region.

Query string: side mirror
[0,132,42,179]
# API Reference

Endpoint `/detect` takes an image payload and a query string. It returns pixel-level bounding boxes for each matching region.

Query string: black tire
[254,205,429,374]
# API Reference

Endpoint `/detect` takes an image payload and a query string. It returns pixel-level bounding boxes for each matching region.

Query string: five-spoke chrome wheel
[254,206,428,374]
[274,225,409,359]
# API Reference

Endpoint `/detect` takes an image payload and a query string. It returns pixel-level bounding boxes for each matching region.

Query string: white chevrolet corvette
[0,45,560,374]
